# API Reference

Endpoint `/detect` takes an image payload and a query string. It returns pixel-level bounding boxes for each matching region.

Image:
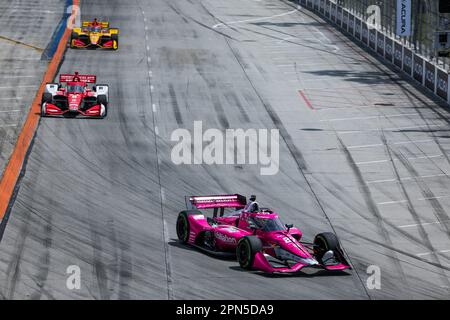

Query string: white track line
[0,110,21,113]
[378,195,450,205]
[348,139,434,149]
[356,154,443,165]
[338,123,442,134]
[0,75,37,79]
[417,249,450,257]
[366,173,448,184]
[212,9,298,29]
[0,85,35,89]
[320,113,419,122]
[398,220,448,228]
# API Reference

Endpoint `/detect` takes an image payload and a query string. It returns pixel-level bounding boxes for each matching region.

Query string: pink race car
[176,194,351,274]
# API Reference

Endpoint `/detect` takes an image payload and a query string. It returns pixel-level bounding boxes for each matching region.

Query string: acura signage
[396,0,411,36]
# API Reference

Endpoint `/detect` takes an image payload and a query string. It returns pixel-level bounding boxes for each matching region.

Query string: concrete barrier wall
[299,0,450,104]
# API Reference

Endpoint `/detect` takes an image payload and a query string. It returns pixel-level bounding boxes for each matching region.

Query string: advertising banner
[396,0,411,37]
[436,69,449,102]
[355,18,362,40]
[331,2,336,22]
[342,10,349,31]
[425,61,436,93]
[336,6,342,26]
[385,37,394,63]
[377,31,385,56]
[369,28,377,50]
[403,47,413,76]
[362,22,369,45]
[394,42,403,68]
[413,54,424,84]
[325,0,330,18]
[348,14,355,36]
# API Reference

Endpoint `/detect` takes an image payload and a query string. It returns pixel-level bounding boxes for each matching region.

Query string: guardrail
[298,0,450,104]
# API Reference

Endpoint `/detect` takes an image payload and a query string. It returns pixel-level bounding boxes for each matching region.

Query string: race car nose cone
[90,33,100,44]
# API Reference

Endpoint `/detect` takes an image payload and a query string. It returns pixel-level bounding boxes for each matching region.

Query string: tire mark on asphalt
[212,93,230,128]
[168,83,184,125]
[380,133,450,288]
[29,197,53,300]
[345,228,450,272]
[3,207,29,299]
[166,2,239,42]
[88,211,110,300]
[224,91,250,123]
[225,36,308,171]
[336,136,412,298]
[393,149,450,236]
[117,229,132,300]
[197,0,243,35]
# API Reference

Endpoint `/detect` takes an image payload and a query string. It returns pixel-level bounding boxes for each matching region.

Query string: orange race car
[70,18,119,50]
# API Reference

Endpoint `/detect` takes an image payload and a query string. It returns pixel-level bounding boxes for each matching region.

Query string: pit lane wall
[298,0,450,104]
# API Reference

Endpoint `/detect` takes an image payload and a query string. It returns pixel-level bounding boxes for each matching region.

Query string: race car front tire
[70,32,78,48]
[111,34,118,50]
[40,93,52,116]
[41,92,52,105]
[100,104,107,118]
[237,236,262,270]
[176,210,202,243]
[97,94,108,107]
[40,103,47,117]
[313,232,340,262]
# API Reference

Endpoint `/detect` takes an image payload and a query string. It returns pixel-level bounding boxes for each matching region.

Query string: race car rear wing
[82,21,109,28]
[60,73,96,83]
[187,194,247,210]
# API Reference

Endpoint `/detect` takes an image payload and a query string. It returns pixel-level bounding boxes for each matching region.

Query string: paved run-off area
[0,0,66,176]
[0,0,449,299]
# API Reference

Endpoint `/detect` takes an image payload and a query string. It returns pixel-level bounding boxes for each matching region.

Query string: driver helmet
[248,201,259,213]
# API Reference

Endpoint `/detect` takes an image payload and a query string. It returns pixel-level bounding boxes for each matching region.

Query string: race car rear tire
[313,232,340,261]
[237,236,262,270]
[176,210,202,243]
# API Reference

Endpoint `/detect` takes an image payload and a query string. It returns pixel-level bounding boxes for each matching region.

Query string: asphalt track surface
[0,0,450,299]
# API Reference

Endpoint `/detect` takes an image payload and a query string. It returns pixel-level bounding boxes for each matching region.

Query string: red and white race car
[40,72,108,118]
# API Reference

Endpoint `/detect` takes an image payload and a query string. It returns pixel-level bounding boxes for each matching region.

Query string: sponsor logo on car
[214,232,237,244]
